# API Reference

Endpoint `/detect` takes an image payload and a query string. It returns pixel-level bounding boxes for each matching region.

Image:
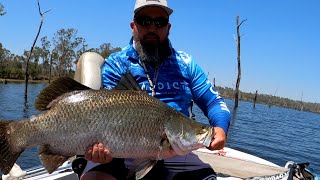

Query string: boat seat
[74,52,105,90]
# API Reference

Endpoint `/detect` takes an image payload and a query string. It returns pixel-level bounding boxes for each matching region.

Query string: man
[81,0,231,179]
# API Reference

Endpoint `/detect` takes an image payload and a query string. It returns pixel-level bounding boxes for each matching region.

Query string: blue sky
[1,0,319,103]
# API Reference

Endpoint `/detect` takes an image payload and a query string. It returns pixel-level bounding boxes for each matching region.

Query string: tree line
[0,28,121,80]
[216,86,320,114]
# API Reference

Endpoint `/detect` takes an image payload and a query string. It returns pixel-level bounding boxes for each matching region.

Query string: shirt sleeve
[101,53,127,89]
[187,55,231,134]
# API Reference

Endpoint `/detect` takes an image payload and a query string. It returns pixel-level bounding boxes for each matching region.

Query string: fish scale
[32,91,163,156]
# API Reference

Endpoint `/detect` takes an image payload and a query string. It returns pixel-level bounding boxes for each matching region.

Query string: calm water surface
[195,99,318,174]
[0,83,46,172]
[0,83,319,174]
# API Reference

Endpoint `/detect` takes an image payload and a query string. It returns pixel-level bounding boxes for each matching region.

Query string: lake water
[0,82,319,175]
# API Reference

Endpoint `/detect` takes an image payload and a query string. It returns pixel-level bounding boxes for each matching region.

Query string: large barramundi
[0,73,214,179]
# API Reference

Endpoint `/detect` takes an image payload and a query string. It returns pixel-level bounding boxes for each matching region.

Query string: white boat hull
[2,147,292,180]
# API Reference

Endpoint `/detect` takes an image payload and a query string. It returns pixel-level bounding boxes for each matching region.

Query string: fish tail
[0,120,23,175]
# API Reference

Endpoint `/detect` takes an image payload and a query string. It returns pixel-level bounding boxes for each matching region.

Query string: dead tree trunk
[253,90,258,108]
[48,49,55,83]
[300,91,304,111]
[234,16,247,108]
[24,0,50,99]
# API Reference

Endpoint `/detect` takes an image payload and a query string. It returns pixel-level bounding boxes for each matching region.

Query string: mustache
[143,33,160,41]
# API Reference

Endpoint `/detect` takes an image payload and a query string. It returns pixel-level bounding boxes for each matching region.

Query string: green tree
[30,46,42,79]
[0,43,11,61]
[75,37,87,59]
[98,43,121,59]
[0,44,24,79]
[9,60,23,79]
[0,3,5,16]
[40,36,51,76]
[0,43,12,78]
[52,28,86,77]
[0,43,5,61]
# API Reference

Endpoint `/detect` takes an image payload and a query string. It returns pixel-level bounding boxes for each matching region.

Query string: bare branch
[24,0,50,98]
[43,9,52,14]
[37,0,41,15]
[238,19,247,28]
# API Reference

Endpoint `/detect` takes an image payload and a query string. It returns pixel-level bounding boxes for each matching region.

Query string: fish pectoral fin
[128,159,157,180]
[38,145,70,174]
[158,136,171,159]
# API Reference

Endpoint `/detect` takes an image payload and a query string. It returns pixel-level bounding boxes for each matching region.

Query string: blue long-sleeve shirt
[101,39,231,134]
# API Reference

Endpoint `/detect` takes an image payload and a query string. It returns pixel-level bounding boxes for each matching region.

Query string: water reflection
[23,97,29,119]
[0,82,45,120]
[230,108,238,128]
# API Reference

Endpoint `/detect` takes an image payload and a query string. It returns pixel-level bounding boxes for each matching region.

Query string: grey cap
[134,0,173,16]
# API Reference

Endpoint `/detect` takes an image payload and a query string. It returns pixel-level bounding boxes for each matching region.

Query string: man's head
[130,0,173,67]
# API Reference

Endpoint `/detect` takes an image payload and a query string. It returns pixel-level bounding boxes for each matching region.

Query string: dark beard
[133,32,171,67]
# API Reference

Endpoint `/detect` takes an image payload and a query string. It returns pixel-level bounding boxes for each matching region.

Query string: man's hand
[85,143,113,163]
[207,127,226,150]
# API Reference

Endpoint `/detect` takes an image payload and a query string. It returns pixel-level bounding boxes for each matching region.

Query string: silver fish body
[0,77,213,176]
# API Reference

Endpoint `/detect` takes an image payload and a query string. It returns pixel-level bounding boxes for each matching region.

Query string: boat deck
[194,150,288,179]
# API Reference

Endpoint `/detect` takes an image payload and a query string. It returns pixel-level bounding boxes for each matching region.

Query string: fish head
[164,114,214,156]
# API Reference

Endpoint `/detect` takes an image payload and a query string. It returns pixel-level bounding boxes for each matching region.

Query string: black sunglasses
[134,16,169,28]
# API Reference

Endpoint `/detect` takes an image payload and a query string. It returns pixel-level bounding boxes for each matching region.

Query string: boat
[2,147,318,180]
[2,52,318,180]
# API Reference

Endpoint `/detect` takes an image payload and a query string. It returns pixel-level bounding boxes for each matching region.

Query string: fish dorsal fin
[35,77,91,111]
[114,71,142,91]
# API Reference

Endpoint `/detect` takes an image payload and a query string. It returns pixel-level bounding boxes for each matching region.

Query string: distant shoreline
[0,78,49,84]
[1,78,319,114]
